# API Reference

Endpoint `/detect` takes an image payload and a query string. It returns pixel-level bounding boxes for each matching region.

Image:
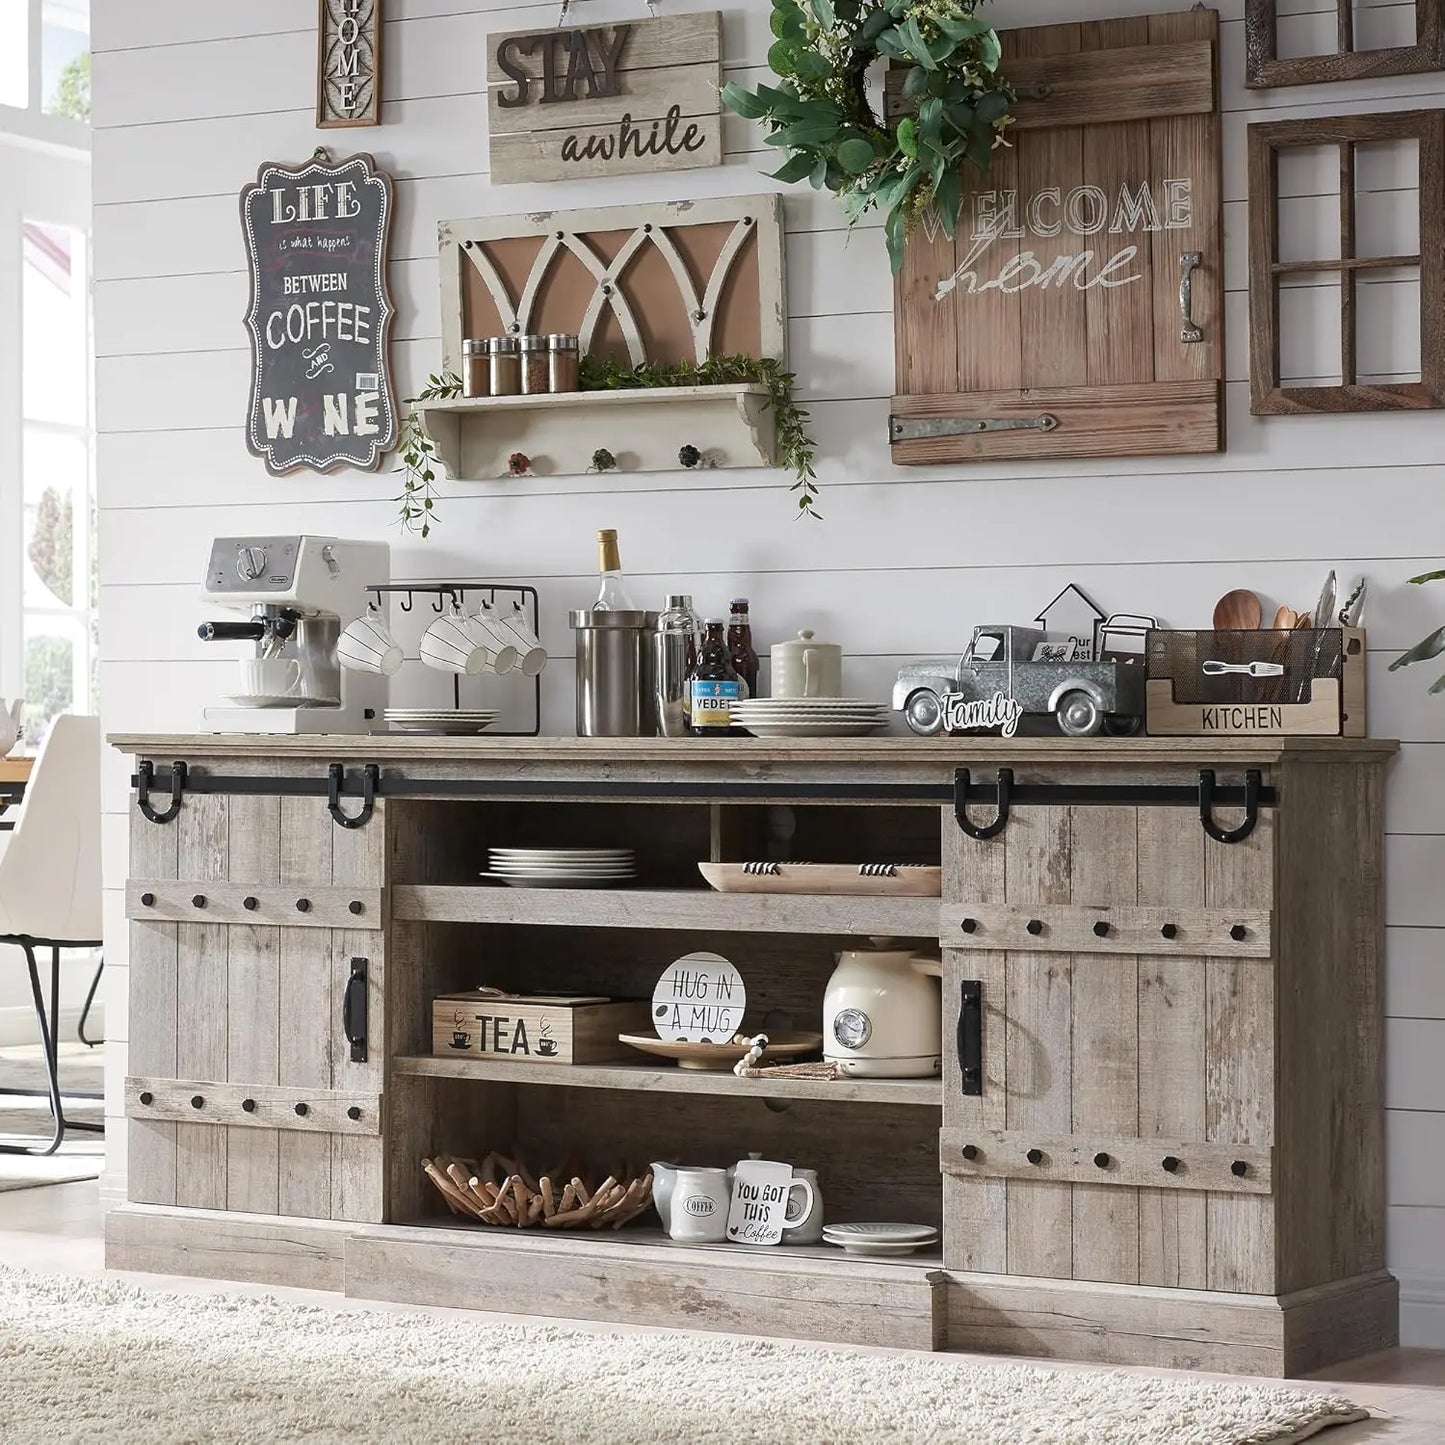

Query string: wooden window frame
[1247,111,1444,416]
[1246,0,1444,87]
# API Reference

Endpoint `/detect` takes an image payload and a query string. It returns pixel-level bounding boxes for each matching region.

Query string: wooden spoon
[1272,605,1297,630]
[1213,589,1263,630]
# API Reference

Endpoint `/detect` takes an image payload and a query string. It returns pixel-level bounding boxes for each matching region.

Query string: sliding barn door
[891,11,1223,465]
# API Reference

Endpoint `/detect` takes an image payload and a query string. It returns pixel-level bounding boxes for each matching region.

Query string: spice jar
[462,339,488,398]
[486,336,520,397]
[547,333,580,393]
[520,334,549,395]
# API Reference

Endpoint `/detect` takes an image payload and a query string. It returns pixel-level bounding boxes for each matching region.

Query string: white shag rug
[0,1265,1366,1444]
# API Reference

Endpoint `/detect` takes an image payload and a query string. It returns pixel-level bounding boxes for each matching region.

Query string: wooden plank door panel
[1002,806,1074,1280]
[891,10,1222,466]
[127,809,179,1206]
[941,810,1007,1273]
[1136,808,1209,1289]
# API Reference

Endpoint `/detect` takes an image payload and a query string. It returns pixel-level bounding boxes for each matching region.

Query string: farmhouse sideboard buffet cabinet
[108,735,1396,1376]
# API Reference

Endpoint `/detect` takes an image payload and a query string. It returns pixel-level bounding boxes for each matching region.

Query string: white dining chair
[0,714,104,1157]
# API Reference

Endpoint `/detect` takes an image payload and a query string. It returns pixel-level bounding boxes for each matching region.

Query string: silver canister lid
[485,335,519,355]
[569,609,659,630]
[665,594,694,610]
[462,338,487,354]
[547,333,580,351]
[519,333,548,352]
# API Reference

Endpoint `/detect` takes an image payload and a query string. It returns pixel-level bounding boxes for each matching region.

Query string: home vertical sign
[487,13,723,184]
[241,150,397,476]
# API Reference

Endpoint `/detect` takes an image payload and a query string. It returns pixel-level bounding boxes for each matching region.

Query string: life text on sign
[935,178,1196,302]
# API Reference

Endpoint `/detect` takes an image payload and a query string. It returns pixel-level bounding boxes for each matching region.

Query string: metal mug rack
[367,580,542,738]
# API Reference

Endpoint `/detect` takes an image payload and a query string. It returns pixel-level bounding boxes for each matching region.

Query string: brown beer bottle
[728,598,760,700]
[690,620,745,736]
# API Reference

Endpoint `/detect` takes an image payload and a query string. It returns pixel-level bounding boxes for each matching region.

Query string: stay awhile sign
[486,12,722,184]
[241,150,397,476]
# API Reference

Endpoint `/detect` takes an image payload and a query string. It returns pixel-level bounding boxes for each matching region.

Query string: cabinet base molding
[942,1268,1399,1376]
[343,1224,944,1350]
[104,1204,349,1293]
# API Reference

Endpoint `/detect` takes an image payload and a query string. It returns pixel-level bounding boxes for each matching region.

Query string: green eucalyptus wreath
[723,0,1013,271]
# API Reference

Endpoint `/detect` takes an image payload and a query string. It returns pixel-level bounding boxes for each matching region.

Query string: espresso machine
[197,535,389,734]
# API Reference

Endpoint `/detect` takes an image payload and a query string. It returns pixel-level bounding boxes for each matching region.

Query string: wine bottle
[593,529,637,611]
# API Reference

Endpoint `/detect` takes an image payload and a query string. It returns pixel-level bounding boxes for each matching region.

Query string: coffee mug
[494,601,548,677]
[465,602,519,675]
[338,603,403,677]
[240,657,303,699]
[420,605,487,676]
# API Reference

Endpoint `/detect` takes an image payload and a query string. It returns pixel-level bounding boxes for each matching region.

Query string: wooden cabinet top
[110,734,1396,770]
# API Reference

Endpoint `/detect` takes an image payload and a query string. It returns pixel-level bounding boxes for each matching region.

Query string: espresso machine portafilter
[197,535,390,734]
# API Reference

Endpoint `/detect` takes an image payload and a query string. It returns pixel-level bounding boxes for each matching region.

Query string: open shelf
[393,1054,942,1107]
[378,1219,943,1273]
[390,885,942,936]
[415,383,777,480]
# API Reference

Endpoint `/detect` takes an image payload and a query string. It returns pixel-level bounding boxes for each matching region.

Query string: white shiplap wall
[93,0,1445,1343]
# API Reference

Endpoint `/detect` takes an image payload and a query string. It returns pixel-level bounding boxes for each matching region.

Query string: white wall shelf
[415,384,777,481]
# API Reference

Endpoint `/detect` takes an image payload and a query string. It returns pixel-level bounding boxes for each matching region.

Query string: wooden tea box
[432,991,652,1065]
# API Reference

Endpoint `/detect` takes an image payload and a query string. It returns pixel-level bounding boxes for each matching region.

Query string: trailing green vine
[394,371,461,538]
[722,0,1013,271]
[580,352,821,518]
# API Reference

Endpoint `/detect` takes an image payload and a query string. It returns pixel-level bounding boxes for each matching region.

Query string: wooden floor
[4,1182,1444,1442]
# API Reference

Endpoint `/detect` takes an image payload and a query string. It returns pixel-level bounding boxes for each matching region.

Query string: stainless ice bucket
[568,609,659,737]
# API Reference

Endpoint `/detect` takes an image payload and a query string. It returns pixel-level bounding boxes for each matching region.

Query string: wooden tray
[698,862,942,897]
[618,1031,824,1072]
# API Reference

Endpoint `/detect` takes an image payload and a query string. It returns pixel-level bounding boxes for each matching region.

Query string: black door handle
[958,979,982,1096]
[342,957,368,1063]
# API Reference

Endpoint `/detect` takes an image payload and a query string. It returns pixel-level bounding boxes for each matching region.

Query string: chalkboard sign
[241,148,397,476]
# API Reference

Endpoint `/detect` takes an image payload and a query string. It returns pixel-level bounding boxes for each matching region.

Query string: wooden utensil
[1272,605,1298,629]
[1213,590,1262,630]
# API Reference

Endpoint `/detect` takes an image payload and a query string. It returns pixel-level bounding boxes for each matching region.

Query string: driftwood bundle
[422,1150,654,1230]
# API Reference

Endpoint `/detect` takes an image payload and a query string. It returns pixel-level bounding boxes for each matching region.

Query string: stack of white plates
[732,698,890,738]
[385,708,498,735]
[822,1222,940,1256]
[485,847,636,889]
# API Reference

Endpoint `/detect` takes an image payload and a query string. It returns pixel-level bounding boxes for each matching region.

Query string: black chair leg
[77,953,104,1047]
[0,940,64,1157]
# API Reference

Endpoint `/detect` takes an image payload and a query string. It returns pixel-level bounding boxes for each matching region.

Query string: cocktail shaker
[653,594,701,738]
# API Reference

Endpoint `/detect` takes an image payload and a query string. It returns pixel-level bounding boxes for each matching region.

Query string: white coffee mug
[420,604,487,676]
[466,602,519,675]
[240,657,303,699]
[338,603,403,677]
[666,1167,731,1244]
[495,601,547,677]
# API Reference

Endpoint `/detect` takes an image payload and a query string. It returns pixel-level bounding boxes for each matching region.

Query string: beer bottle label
[691,679,740,729]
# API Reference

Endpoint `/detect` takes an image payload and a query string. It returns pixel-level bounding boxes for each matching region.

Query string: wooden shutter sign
[487,13,723,185]
[890,12,1224,466]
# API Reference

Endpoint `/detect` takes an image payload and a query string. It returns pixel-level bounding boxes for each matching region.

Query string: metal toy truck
[892,618,1149,738]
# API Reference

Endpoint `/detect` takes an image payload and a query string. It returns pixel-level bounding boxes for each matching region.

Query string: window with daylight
[1246,0,1445,87]
[0,0,92,753]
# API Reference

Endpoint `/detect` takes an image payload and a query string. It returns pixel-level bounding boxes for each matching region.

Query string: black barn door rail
[133,760,1274,843]
[954,767,1274,844]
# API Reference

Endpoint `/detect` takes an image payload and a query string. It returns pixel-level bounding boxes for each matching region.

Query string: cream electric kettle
[823,938,942,1078]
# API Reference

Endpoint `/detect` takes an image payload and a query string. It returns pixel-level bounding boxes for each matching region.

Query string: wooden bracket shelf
[415,384,777,481]
[390,884,942,936]
[393,1054,942,1107]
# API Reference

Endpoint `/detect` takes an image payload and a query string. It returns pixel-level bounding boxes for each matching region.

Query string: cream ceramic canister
[770,630,843,700]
